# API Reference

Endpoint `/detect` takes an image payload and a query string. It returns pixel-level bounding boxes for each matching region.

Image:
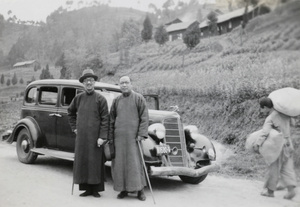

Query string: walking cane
[137,140,156,205]
[71,181,74,195]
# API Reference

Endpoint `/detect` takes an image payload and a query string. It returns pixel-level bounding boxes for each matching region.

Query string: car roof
[27,79,121,90]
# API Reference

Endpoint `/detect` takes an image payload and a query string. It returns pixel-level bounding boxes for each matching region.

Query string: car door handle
[49,113,62,117]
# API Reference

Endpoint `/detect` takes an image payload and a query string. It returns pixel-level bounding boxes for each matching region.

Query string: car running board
[30,148,112,166]
[31,148,74,161]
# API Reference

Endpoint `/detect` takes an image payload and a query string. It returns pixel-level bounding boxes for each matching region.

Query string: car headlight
[208,148,216,160]
[148,123,166,139]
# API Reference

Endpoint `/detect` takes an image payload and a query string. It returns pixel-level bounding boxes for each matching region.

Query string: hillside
[0,5,146,67]
[100,1,300,178]
[0,1,299,180]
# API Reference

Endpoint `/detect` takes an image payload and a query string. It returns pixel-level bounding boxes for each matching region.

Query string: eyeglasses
[120,81,130,85]
[83,78,95,83]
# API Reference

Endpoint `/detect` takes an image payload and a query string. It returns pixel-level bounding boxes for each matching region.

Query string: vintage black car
[3,79,219,184]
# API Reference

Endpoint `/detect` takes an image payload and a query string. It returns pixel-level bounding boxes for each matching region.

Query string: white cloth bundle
[268,87,300,117]
[245,129,284,165]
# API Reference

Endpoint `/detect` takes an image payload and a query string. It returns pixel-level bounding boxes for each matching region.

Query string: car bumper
[149,162,220,177]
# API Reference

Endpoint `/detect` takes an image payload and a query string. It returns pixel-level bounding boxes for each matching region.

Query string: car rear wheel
[16,128,38,164]
[179,160,210,184]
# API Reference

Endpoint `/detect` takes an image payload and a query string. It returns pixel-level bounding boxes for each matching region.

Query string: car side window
[25,87,37,105]
[38,86,58,106]
[61,87,76,106]
[144,96,158,110]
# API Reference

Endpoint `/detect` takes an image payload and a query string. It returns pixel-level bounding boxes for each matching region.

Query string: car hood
[148,109,180,123]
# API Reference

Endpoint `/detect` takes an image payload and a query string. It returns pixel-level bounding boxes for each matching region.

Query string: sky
[0,0,215,22]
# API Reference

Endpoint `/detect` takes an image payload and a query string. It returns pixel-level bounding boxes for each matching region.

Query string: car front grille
[163,118,187,167]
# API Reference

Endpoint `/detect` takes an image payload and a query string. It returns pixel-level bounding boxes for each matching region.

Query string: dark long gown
[68,91,109,192]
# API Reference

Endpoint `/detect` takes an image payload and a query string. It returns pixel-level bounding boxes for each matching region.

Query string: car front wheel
[16,128,38,164]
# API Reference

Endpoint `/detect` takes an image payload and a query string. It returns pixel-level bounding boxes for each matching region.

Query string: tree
[40,65,52,80]
[1,74,4,85]
[121,19,142,48]
[60,67,67,79]
[141,15,153,43]
[182,22,200,69]
[12,72,18,85]
[34,63,41,71]
[56,53,71,79]
[83,55,103,71]
[154,25,168,46]
[119,19,141,65]
[6,78,11,86]
[55,53,66,68]
[0,49,4,64]
[59,66,71,79]
[238,0,260,45]
[183,22,201,50]
[111,30,121,52]
[19,77,24,84]
[207,12,218,36]
[0,14,4,39]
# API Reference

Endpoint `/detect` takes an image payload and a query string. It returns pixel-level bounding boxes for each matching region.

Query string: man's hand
[253,144,260,153]
[97,138,104,147]
[73,129,77,134]
[136,136,145,141]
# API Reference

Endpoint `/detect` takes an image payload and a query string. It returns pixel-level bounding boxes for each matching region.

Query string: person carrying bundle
[253,87,300,200]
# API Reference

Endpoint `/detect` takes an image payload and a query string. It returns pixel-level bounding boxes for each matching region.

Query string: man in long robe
[68,68,109,197]
[254,97,297,200]
[109,76,149,201]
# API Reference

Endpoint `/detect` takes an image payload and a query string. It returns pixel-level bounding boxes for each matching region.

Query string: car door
[56,86,83,152]
[36,86,59,148]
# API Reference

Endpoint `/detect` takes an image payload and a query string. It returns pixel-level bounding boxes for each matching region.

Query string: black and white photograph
[0,0,299,206]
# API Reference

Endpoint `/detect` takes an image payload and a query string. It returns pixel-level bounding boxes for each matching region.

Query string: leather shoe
[137,190,146,201]
[93,192,101,198]
[260,189,274,198]
[80,190,92,197]
[284,190,296,200]
[117,191,128,199]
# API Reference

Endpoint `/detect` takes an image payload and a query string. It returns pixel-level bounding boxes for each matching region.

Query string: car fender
[189,133,216,162]
[6,116,44,147]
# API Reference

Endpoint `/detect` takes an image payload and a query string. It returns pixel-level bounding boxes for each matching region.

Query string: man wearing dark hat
[68,68,109,197]
[254,97,297,200]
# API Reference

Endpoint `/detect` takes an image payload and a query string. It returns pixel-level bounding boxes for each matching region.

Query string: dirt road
[0,141,299,207]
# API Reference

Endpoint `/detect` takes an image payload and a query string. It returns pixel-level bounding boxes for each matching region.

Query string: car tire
[179,174,208,184]
[179,160,210,184]
[16,128,38,164]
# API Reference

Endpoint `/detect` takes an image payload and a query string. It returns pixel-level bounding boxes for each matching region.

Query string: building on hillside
[165,4,270,41]
[200,5,270,38]
[165,18,182,26]
[13,60,39,69]
[166,20,199,41]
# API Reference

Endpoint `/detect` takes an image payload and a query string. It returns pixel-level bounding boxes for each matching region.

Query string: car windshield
[95,90,158,110]
[95,89,121,110]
